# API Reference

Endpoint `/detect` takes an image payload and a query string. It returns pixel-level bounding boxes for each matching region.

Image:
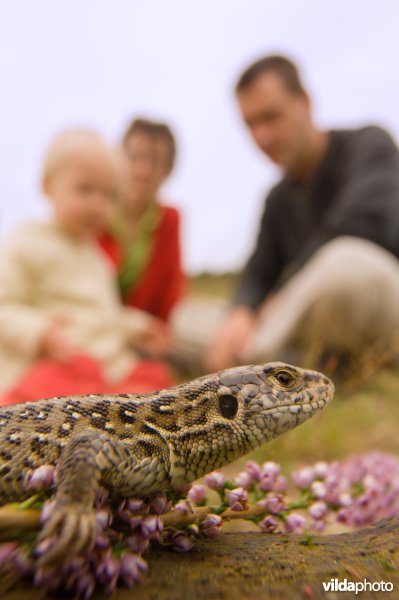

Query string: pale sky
[1,0,398,273]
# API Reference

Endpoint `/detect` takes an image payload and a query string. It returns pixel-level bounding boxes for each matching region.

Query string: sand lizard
[0,362,333,564]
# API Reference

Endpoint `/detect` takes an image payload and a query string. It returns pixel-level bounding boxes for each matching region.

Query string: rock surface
[2,517,399,599]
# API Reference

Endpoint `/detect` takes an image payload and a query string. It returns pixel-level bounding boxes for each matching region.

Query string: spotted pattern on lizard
[0,362,334,564]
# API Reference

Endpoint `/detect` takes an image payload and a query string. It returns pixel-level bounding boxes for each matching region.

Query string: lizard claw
[36,503,97,566]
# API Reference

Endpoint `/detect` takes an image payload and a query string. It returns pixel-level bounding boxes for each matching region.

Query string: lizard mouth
[266,396,331,415]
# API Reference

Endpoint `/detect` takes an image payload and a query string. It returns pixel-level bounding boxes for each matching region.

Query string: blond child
[0,129,173,404]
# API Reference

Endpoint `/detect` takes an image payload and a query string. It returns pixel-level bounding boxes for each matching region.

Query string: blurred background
[1,0,398,274]
[1,0,399,470]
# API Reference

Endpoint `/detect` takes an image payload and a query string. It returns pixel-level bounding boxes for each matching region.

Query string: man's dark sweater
[234,125,399,310]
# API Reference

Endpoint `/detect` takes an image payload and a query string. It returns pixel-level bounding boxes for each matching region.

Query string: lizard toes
[36,504,96,566]
[67,510,97,557]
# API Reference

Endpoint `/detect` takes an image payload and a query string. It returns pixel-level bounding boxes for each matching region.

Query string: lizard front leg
[37,429,162,565]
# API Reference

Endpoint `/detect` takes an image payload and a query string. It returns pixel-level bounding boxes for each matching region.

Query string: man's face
[237,72,312,171]
[123,132,172,210]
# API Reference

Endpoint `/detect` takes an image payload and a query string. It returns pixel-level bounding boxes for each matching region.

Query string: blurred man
[206,55,399,372]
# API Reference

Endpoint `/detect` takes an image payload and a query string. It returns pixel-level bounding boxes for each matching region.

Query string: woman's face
[123,132,172,211]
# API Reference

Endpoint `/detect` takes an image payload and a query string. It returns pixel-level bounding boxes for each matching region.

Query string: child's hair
[41,128,115,183]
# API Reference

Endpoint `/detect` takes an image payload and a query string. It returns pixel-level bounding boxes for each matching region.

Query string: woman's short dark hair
[123,118,176,170]
[236,55,305,96]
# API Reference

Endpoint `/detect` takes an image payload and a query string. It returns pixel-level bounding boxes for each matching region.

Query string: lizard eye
[273,369,295,387]
[218,394,238,419]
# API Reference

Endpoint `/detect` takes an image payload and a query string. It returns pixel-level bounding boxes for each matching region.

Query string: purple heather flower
[149,492,171,514]
[336,507,354,525]
[226,487,249,511]
[292,467,315,489]
[95,509,112,530]
[259,474,275,492]
[261,461,280,478]
[337,492,352,507]
[122,514,143,530]
[357,492,373,509]
[234,470,253,489]
[314,461,329,478]
[274,475,288,493]
[94,531,110,549]
[204,471,225,490]
[175,500,191,512]
[308,501,328,520]
[96,554,121,591]
[25,464,55,491]
[0,541,18,563]
[171,531,194,552]
[324,473,340,497]
[245,460,262,480]
[310,519,327,532]
[119,553,147,587]
[284,513,307,533]
[140,515,163,538]
[310,481,327,499]
[259,515,279,533]
[264,493,285,514]
[127,497,145,513]
[127,533,150,554]
[203,514,222,527]
[188,484,207,505]
[363,474,384,494]
[390,475,399,491]
[202,514,223,538]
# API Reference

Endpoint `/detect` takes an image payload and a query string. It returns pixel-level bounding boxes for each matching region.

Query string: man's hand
[204,306,256,372]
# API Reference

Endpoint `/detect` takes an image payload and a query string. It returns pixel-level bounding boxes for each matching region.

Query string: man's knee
[291,236,399,337]
[301,237,399,347]
[308,235,399,290]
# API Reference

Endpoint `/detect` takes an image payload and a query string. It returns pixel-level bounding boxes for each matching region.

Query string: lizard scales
[0,362,334,563]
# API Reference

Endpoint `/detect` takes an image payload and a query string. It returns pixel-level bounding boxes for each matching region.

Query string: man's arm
[233,191,285,309]
[204,305,257,372]
[205,192,284,371]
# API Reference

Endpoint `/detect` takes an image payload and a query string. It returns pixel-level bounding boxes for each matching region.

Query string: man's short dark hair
[123,118,176,170]
[236,55,305,96]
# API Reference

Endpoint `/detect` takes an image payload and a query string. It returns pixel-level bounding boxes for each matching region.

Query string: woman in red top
[100,118,185,322]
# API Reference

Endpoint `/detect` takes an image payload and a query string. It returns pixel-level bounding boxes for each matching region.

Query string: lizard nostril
[322,376,332,386]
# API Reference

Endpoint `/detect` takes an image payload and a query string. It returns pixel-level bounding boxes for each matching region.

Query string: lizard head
[166,362,334,485]
[216,361,334,444]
